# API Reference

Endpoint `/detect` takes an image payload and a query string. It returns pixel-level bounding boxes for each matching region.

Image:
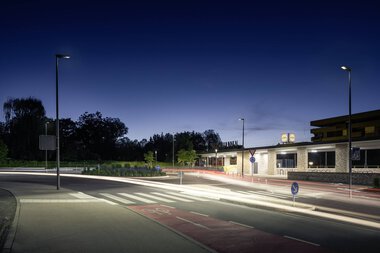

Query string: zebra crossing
[97,191,210,205]
[236,190,292,199]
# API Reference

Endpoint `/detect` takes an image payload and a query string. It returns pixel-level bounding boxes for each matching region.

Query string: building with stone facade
[199,110,380,176]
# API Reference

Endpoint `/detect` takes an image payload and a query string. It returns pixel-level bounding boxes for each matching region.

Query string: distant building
[311,109,380,142]
[199,110,380,176]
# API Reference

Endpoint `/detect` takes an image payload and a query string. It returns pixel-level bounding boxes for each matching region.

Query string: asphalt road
[1,173,379,253]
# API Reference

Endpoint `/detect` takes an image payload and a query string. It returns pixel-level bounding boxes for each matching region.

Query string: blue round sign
[249,156,256,163]
[155,165,161,171]
[291,182,299,195]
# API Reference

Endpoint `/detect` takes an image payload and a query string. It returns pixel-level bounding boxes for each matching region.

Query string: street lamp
[239,118,245,177]
[45,122,49,172]
[56,54,70,190]
[155,150,158,165]
[215,149,218,167]
[172,134,175,168]
[341,65,352,193]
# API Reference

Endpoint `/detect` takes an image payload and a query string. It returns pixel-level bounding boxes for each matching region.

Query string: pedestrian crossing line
[118,193,157,203]
[99,193,135,205]
[165,192,209,202]
[243,190,289,199]
[70,192,97,199]
[255,191,289,199]
[237,190,251,195]
[136,193,175,203]
[152,192,193,202]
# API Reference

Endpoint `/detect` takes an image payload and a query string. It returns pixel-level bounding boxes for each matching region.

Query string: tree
[76,112,128,160]
[0,139,8,162]
[203,129,222,151]
[177,149,198,166]
[144,151,154,168]
[2,97,46,159]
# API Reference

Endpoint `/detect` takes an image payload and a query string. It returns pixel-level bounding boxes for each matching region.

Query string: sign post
[291,182,299,207]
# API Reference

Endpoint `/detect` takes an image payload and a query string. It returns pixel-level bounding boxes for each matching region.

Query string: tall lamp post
[239,118,245,177]
[172,134,175,168]
[56,54,70,190]
[215,149,218,167]
[341,65,352,193]
[45,122,49,172]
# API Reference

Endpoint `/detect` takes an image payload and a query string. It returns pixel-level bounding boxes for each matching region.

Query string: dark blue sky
[1,0,379,147]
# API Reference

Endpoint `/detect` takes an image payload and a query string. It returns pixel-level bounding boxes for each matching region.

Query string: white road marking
[229,221,254,229]
[160,204,175,209]
[176,216,212,230]
[136,192,175,203]
[283,235,320,246]
[152,192,193,202]
[19,198,118,205]
[237,190,250,195]
[99,193,135,204]
[118,193,157,203]
[190,211,209,217]
[20,199,102,203]
[249,190,289,199]
[70,192,97,199]
[165,192,209,201]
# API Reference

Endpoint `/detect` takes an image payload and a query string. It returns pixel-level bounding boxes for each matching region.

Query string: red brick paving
[129,204,333,253]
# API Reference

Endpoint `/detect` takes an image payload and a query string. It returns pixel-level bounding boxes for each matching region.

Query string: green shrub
[374,178,380,188]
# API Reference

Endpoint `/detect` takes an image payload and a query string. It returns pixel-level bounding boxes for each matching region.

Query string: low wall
[288,172,380,186]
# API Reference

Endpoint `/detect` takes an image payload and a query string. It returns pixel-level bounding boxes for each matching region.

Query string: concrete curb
[0,188,19,253]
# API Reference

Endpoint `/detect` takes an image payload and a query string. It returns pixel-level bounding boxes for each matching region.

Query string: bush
[374,178,380,188]
[82,166,166,177]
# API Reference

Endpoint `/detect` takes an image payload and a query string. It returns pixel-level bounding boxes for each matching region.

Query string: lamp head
[238,118,244,121]
[341,66,351,72]
[56,54,71,59]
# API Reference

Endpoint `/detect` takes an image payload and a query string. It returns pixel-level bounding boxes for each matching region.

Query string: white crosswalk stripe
[237,190,290,199]
[151,192,193,202]
[165,192,209,201]
[118,193,157,203]
[96,191,210,205]
[136,193,175,203]
[99,193,135,204]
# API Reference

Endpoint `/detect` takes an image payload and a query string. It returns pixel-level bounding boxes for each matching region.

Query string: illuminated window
[365,126,375,134]
[230,157,237,165]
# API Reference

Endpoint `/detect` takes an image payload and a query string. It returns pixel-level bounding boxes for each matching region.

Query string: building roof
[310,109,380,127]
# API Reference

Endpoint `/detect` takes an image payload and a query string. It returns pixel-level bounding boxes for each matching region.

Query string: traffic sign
[352,147,360,161]
[249,156,256,163]
[291,182,299,195]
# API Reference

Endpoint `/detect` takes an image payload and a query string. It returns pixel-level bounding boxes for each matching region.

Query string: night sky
[1,0,379,147]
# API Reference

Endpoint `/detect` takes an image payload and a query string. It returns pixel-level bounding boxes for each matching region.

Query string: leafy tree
[177,149,198,166]
[144,151,154,168]
[76,111,128,160]
[0,139,8,162]
[203,129,222,151]
[2,97,46,159]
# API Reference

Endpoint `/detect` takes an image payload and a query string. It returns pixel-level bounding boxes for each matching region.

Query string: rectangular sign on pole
[39,135,56,150]
[351,147,360,161]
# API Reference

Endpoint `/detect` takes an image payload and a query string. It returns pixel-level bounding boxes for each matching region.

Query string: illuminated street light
[215,149,218,167]
[56,54,70,190]
[341,65,352,194]
[45,121,49,172]
[239,118,245,177]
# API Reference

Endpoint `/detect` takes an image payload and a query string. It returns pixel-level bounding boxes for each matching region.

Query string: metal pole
[172,134,175,168]
[55,56,60,190]
[348,70,352,193]
[341,65,352,197]
[45,122,48,172]
[241,118,245,177]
